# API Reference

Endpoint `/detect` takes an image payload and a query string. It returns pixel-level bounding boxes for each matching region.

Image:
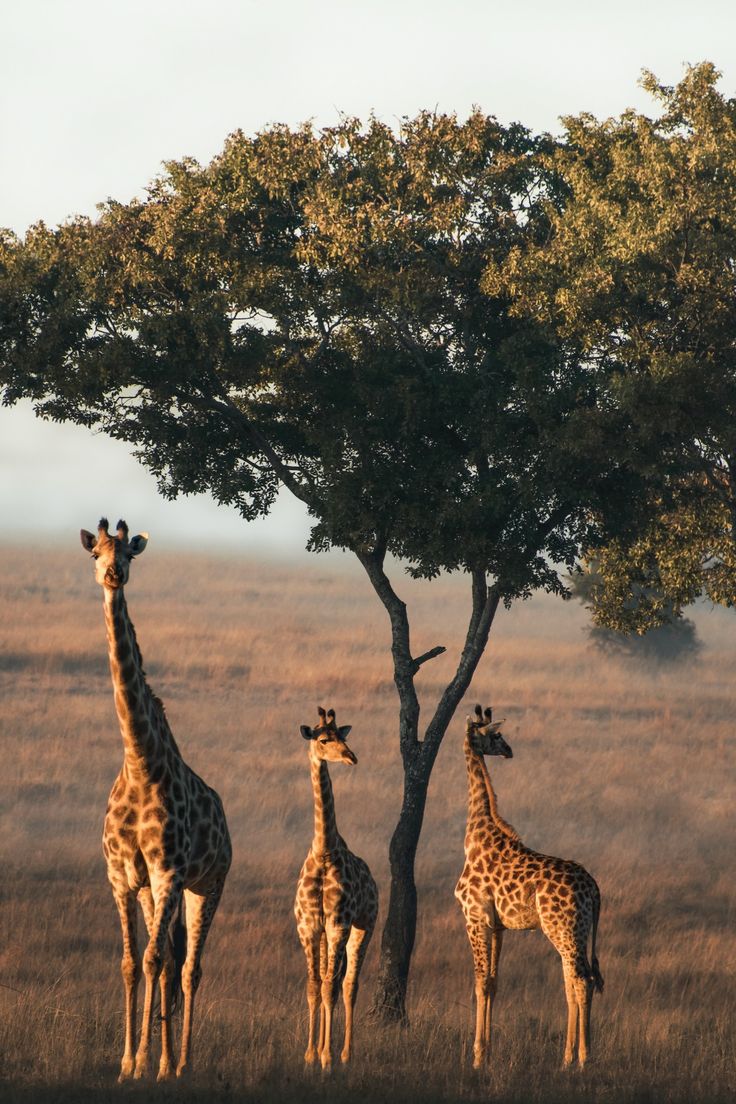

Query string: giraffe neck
[103,587,177,771]
[309,755,341,860]
[464,739,519,847]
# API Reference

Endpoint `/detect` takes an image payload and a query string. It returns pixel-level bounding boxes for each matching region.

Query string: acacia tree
[1,112,665,1019]
[497,63,736,632]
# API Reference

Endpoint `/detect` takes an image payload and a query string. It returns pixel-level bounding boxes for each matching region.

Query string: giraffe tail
[170,896,187,1012]
[590,884,604,994]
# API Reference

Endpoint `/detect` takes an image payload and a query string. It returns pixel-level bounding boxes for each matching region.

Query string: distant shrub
[568,567,702,664]
[587,616,701,663]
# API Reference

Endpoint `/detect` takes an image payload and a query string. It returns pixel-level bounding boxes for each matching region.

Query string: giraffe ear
[128,533,148,557]
[337,725,352,741]
[80,529,96,552]
[300,725,315,741]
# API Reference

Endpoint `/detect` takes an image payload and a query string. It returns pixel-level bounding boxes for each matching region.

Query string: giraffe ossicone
[455,704,603,1070]
[294,706,378,1070]
[80,517,232,1082]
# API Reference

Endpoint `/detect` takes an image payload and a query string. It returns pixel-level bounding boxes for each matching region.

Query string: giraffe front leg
[138,885,177,1081]
[320,926,350,1072]
[317,931,327,1058]
[340,923,373,1064]
[134,877,182,1079]
[465,917,491,1069]
[301,931,323,1066]
[112,886,140,1082]
[483,926,503,1053]
[176,881,224,1079]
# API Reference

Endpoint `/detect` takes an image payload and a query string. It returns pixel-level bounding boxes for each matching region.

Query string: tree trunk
[369,751,429,1022]
[358,549,500,1023]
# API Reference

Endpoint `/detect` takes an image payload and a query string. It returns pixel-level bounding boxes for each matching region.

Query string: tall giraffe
[455,705,603,1070]
[294,707,378,1070]
[80,518,231,1081]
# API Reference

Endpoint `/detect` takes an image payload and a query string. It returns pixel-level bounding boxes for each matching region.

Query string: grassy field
[0,541,733,1103]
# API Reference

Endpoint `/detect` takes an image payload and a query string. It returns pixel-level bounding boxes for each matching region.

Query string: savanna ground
[0,541,733,1104]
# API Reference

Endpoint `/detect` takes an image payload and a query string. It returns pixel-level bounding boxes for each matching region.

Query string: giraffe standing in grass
[80,518,231,1081]
[455,705,603,1070]
[295,707,378,1070]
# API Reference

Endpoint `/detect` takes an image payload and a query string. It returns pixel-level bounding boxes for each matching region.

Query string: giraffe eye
[319,737,329,744]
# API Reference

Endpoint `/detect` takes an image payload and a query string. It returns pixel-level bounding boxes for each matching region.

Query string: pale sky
[3,0,736,551]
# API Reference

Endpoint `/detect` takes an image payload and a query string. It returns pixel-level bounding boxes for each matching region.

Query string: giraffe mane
[480,758,520,841]
[150,691,182,756]
[124,603,182,756]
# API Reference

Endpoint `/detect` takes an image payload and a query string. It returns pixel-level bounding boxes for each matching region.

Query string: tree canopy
[2,111,658,593]
[495,62,736,629]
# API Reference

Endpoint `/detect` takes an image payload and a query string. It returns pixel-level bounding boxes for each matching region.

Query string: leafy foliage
[493,63,736,618]
[2,113,659,595]
[568,561,702,663]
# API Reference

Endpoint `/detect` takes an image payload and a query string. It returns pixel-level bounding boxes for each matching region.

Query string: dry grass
[0,542,733,1103]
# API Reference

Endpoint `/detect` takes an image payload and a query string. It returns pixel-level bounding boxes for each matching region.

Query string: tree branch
[411,645,446,672]
[194,385,323,513]
[355,547,421,766]
[422,570,500,765]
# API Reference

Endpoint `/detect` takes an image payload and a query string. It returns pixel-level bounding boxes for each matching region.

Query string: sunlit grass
[0,543,733,1102]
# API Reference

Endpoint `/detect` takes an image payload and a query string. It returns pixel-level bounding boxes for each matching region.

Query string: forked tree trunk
[357,550,500,1023]
[368,751,429,1022]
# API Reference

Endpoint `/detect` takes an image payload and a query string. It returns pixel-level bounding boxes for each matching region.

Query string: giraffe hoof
[304,1048,318,1065]
[133,1056,150,1080]
[157,1066,176,1082]
[175,1063,191,1079]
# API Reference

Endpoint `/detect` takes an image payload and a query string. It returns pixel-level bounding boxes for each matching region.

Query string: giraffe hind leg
[560,951,595,1069]
[561,962,578,1068]
[574,967,593,1068]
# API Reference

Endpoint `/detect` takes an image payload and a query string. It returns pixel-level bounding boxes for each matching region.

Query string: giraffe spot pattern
[455,734,602,1069]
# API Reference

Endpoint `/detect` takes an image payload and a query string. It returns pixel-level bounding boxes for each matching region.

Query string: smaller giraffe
[294,707,378,1070]
[455,705,603,1070]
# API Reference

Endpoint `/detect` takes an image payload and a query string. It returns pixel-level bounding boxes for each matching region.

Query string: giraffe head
[466,704,513,759]
[80,518,148,590]
[300,707,357,765]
